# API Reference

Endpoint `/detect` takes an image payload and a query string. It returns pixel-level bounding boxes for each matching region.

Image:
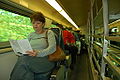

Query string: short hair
[30,12,45,23]
[57,24,64,29]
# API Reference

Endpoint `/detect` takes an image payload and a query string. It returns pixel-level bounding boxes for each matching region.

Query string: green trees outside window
[0,9,34,42]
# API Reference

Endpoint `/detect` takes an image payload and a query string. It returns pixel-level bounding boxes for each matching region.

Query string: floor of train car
[69,49,90,80]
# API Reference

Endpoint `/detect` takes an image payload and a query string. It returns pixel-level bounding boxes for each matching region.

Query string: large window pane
[0,9,34,42]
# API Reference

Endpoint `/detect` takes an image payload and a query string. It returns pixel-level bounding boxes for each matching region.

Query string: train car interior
[0,0,120,80]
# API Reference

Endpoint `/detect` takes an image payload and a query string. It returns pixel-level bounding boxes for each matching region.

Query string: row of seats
[50,55,71,80]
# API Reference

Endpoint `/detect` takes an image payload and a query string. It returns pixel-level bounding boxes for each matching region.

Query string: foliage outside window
[0,9,34,42]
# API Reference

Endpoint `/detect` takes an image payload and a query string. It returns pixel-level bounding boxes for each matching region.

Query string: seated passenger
[10,12,56,80]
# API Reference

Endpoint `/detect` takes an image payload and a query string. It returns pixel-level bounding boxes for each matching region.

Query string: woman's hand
[26,50,39,56]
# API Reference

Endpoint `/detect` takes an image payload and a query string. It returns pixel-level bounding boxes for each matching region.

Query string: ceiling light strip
[45,0,79,29]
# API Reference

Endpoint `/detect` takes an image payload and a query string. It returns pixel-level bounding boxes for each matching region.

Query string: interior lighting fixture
[45,0,79,29]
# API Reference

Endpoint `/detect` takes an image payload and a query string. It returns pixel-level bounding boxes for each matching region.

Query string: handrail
[88,35,103,38]
[0,48,13,54]
[108,55,120,66]
[93,35,103,38]
[103,56,120,79]
[94,41,102,47]
[89,35,120,42]
[93,41,120,79]
[0,41,10,49]
[87,48,97,80]
[110,44,120,50]
[105,36,120,42]
[93,43,102,55]
[108,46,120,53]
[0,41,12,54]
[109,52,120,59]
[92,53,101,72]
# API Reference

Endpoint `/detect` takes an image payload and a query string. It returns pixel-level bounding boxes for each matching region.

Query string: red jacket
[62,30,75,45]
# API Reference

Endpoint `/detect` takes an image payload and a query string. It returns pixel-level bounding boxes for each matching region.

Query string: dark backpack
[50,28,65,50]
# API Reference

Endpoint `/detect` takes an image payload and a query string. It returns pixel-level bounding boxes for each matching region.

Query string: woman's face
[32,20,44,32]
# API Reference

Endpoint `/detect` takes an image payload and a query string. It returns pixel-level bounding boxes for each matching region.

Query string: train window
[49,24,57,28]
[0,9,34,42]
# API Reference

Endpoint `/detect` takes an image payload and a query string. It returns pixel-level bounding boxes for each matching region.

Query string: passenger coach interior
[0,0,120,80]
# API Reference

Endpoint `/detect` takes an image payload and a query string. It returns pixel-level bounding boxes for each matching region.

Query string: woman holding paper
[10,12,56,80]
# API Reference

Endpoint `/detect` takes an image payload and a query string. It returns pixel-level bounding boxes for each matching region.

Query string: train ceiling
[56,0,91,27]
[8,0,91,29]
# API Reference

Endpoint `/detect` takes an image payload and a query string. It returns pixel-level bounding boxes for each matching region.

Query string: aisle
[70,49,90,80]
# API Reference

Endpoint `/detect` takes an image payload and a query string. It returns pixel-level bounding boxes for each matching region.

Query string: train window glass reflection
[0,9,34,42]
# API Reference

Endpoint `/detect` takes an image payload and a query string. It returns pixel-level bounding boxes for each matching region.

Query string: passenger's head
[57,24,64,30]
[30,12,46,32]
[30,12,45,23]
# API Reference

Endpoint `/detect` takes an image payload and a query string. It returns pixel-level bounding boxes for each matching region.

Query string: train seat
[50,55,71,80]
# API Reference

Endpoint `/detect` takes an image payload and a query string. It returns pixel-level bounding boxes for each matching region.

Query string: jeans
[34,72,51,80]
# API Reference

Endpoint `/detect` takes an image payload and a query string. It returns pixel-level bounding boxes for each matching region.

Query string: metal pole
[89,0,96,80]
[90,0,94,53]
[88,12,91,54]
[86,11,90,52]
[101,0,109,79]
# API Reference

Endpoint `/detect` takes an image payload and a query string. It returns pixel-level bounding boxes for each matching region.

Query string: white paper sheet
[9,39,32,55]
